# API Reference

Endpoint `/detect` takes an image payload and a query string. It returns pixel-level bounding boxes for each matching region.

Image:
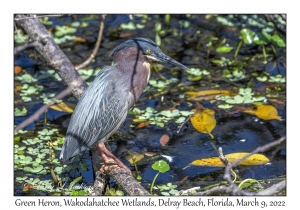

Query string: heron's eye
[147,49,153,55]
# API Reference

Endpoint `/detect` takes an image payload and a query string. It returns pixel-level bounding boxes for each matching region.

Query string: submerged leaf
[50,102,75,113]
[125,152,145,164]
[243,104,281,120]
[160,134,170,146]
[190,108,216,139]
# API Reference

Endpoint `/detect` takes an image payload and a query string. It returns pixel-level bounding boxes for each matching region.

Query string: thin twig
[14,41,40,55]
[14,87,72,133]
[176,115,191,133]
[224,136,286,185]
[75,14,106,70]
[15,14,107,132]
[218,136,286,196]
[14,14,64,21]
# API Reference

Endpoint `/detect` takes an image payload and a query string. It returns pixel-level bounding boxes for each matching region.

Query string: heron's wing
[60,67,132,162]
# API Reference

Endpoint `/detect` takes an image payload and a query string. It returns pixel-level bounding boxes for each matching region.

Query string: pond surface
[14,14,286,195]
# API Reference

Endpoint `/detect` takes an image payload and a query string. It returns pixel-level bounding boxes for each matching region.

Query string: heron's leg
[96,143,132,174]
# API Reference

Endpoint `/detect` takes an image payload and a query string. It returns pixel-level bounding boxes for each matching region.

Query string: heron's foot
[99,162,120,173]
[97,144,132,175]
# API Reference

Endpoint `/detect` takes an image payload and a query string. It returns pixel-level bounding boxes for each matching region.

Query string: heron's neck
[112,47,151,104]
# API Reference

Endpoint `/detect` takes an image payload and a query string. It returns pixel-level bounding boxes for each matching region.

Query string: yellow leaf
[14,86,22,94]
[243,104,281,120]
[190,108,216,139]
[190,157,224,167]
[185,90,235,97]
[185,90,235,101]
[50,102,75,113]
[226,153,270,165]
[187,153,270,167]
[74,37,86,42]
[125,152,144,165]
[137,121,150,128]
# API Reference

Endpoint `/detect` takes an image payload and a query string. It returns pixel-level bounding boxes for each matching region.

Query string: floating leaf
[228,153,270,165]
[186,90,235,97]
[187,157,223,167]
[226,95,244,104]
[23,184,34,191]
[187,153,269,167]
[14,107,28,117]
[14,66,22,75]
[50,102,75,113]
[137,121,150,128]
[160,134,170,146]
[271,34,286,47]
[120,22,136,30]
[218,104,233,109]
[256,75,268,82]
[243,104,281,120]
[74,37,86,42]
[216,46,233,53]
[254,32,271,45]
[187,75,202,81]
[240,28,255,44]
[190,108,216,139]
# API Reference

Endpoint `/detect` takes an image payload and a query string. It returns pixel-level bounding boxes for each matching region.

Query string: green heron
[60,38,189,172]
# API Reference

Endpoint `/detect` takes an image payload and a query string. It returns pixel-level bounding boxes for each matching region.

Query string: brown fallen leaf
[23,184,34,191]
[74,37,86,42]
[14,66,22,75]
[180,176,189,183]
[190,108,216,139]
[137,121,150,128]
[143,151,157,157]
[243,104,282,120]
[268,98,286,106]
[160,134,170,146]
[14,86,22,95]
[119,32,133,38]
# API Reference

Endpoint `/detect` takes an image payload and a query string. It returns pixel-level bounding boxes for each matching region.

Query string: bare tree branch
[14,14,64,21]
[14,41,39,55]
[14,87,72,133]
[224,136,286,185]
[15,14,88,99]
[75,14,106,70]
[257,180,286,195]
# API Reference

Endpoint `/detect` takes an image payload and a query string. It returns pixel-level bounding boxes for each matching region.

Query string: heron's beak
[146,53,189,70]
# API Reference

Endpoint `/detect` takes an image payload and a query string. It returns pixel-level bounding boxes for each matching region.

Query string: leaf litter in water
[184,152,270,169]
[50,102,75,113]
[190,106,216,139]
[243,104,282,120]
